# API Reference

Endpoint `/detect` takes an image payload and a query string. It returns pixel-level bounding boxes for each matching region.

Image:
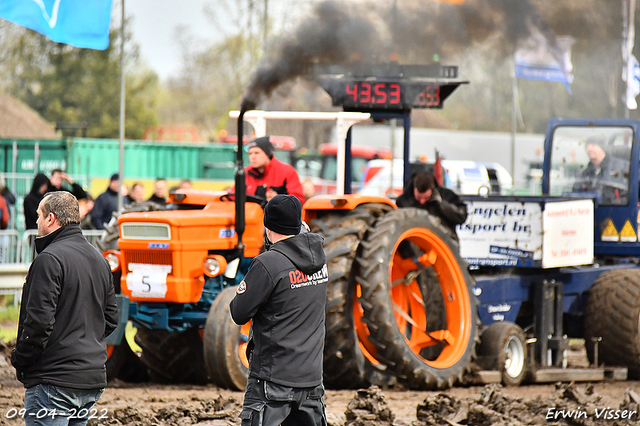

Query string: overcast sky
[125,0,311,81]
[125,0,220,80]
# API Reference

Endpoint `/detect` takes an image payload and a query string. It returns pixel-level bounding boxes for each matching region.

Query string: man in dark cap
[230,194,328,426]
[396,171,468,240]
[574,135,629,204]
[91,173,120,229]
[244,136,305,205]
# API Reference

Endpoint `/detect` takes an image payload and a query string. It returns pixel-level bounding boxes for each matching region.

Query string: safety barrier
[0,230,21,263]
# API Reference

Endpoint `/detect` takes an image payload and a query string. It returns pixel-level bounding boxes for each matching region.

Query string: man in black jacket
[572,135,629,205]
[46,169,87,200]
[91,173,120,229]
[396,171,468,240]
[11,191,118,426]
[230,194,328,426]
[23,173,50,230]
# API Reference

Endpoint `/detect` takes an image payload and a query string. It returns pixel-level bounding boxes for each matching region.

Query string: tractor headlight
[103,251,121,272]
[204,255,227,277]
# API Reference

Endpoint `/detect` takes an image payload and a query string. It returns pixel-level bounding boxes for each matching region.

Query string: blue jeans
[24,384,105,426]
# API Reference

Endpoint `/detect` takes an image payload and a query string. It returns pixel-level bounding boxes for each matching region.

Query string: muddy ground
[1,341,640,425]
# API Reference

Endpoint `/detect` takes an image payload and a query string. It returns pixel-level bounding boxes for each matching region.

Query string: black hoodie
[11,224,118,389]
[230,231,327,387]
[23,173,50,230]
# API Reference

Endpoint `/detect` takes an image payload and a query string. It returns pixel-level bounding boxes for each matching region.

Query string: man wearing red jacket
[244,136,305,205]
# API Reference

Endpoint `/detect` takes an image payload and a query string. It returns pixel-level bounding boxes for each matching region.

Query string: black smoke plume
[240,0,571,111]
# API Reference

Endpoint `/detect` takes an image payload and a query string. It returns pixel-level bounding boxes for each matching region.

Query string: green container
[0,139,68,174]
[67,138,237,180]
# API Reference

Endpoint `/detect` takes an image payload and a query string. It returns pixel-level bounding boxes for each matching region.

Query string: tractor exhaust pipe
[235,109,247,250]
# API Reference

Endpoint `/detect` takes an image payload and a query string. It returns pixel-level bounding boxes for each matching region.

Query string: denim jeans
[24,384,105,426]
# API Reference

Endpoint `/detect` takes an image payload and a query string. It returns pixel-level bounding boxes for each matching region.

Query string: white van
[359,159,513,197]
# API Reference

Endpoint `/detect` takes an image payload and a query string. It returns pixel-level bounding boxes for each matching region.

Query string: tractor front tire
[134,327,207,384]
[584,268,640,378]
[203,286,249,391]
[356,208,480,389]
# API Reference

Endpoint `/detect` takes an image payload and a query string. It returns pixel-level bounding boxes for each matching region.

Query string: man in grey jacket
[12,191,118,426]
[230,194,328,426]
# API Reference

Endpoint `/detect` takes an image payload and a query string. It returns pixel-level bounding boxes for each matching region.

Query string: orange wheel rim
[390,228,471,369]
[106,344,114,359]
[238,321,251,368]
[353,284,380,364]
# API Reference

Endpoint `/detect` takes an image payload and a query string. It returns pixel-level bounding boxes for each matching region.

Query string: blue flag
[0,0,113,50]
[515,31,575,93]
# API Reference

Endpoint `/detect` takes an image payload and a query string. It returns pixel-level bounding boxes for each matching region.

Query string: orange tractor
[103,62,477,390]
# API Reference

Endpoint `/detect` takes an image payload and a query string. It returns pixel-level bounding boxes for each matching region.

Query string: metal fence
[0,229,21,263]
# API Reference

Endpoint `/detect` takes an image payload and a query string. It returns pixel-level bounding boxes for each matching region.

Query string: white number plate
[126,263,172,298]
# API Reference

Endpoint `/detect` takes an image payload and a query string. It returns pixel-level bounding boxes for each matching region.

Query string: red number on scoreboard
[345,83,358,102]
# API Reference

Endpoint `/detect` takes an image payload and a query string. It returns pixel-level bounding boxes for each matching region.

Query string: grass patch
[0,322,18,343]
[0,305,19,322]
[0,305,19,342]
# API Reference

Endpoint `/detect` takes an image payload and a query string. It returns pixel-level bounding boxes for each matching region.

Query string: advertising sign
[458,201,543,267]
[542,199,594,268]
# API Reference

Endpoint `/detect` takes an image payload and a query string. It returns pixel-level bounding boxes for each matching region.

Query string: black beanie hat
[264,194,302,236]
[248,136,274,159]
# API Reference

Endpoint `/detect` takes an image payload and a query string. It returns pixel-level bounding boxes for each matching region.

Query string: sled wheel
[476,321,527,386]
[309,204,394,389]
[134,327,207,384]
[356,208,480,389]
[203,286,249,390]
[584,268,640,378]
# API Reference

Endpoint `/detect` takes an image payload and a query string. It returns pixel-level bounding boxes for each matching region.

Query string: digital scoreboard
[315,63,467,112]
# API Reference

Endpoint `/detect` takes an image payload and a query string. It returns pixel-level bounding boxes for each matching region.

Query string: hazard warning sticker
[601,219,620,242]
[620,220,637,242]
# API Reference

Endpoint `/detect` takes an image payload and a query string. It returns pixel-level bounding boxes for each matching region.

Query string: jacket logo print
[289,265,328,289]
[237,280,247,294]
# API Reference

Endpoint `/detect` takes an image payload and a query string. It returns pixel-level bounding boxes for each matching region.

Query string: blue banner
[515,33,575,93]
[515,63,568,84]
[0,0,113,50]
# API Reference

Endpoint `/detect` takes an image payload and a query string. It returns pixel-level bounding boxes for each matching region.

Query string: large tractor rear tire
[203,286,249,391]
[309,204,394,389]
[584,268,640,378]
[356,208,480,389]
[134,327,208,384]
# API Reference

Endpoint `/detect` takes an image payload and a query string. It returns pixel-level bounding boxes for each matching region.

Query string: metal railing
[0,229,21,263]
